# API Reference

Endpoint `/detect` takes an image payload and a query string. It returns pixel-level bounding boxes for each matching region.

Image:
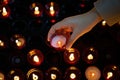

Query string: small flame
[33,55,40,63]
[69,53,75,61]
[2,7,8,16]
[49,2,55,16]
[107,72,113,79]
[51,73,57,80]
[70,73,76,79]
[32,73,38,80]
[34,6,40,15]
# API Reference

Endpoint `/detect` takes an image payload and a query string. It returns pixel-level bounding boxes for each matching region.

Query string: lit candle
[45,2,59,17]
[82,47,98,64]
[14,75,20,80]
[103,65,120,80]
[85,66,101,80]
[102,20,107,26]
[64,48,80,64]
[0,6,10,18]
[45,67,62,80]
[64,66,81,80]
[30,3,43,17]
[0,40,4,47]
[27,68,43,80]
[0,72,5,80]
[10,34,26,49]
[27,49,44,66]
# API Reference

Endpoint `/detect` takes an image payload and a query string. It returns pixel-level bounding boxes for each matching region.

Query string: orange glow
[87,54,93,60]
[57,41,62,48]
[2,7,8,17]
[34,6,40,15]
[15,38,25,47]
[33,55,40,63]
[107,72,113,79]
[49,2,55,16]
[51,73,57,80]
[69,53,75,61]
[70,73,76,79]
[0,40,4,47]
[0,72,5,80]
[14,76,20,80]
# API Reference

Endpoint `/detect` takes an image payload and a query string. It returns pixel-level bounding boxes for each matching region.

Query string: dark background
[0,0,120,79]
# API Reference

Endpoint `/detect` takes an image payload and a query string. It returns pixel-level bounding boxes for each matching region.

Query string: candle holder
[64,48,80,65]
[29,2,43,17]
[7,69,25,80]
[64,66,81,80]
[27,49,44,66]
[103,64,120,80]
[10,34,26,49]
[45,2,59,17]
[0,5,10,18]
[45,67,62,80]
[85,66,101,80]
[82,47,98,64]
[27,68,43,80]
[50,29,70,50]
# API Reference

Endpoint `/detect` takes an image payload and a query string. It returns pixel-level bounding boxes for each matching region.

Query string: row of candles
[0,64,120,80]
[0,1,59,19]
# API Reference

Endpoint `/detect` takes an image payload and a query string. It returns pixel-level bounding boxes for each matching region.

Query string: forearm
[94,0,120,26]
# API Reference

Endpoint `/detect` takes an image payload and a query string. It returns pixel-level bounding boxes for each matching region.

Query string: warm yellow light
[70,73,76,79]
[14,76,20,80]
[0,40,4,47]
[2,7,7,16]
[32,73,38,80]
[87,54,93,60]
[15,38,25,47]
[51,73,57,80]
[69,53,75,61]
[57,41,62,47]
[107,72,113,79]
[102,20,106,26]
[33,55,39,63]
[0,72,4,80]
[34,6,40,15]
[49,2,55,16]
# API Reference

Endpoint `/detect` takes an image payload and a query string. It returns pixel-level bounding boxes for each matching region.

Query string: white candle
[51,35,66,48]
[85,66,101,80]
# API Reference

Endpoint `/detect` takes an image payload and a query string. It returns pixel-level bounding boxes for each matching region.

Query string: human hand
[47,8,102,49]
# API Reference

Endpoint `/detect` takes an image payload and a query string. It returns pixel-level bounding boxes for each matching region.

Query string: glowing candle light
[0,0,9,5]
[64,66,81,80]
[82,47,98,64]
[103,65,120,80]
[64,48,80,64]
[14,76,20,80]
[0,40,4,47]
[10,34,26,49]
[27,68,43,80]
[45,67,62,80]
[27,49,44,66]
[85,66,101,80]
[45,2,59,17]
[0,72,5,80]
[30,3,43,17]
[102,20,107,26]
[0,5,10,18]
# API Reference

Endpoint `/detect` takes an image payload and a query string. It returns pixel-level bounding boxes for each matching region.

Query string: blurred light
[27,68,43,80]
[64,48,80,64]
[70,73,76,79]
[51,73,57,80]
[102,20,107,26]
[0,5,10,18]
[27,49,44,66]
[0,72,5,80]
[85,66,101,80]
[0,0,9,5]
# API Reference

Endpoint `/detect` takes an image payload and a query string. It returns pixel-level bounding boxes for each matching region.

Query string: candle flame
[87,54,93,60]
[102,20,106,26]
[49,2,55,16]
[0,40,4,47]
[2,7,8,16]
[57,41,62,48]
[34,6,40,15]
[69,53,75,61]
[14,76,20,80]
[70,73,76,79]
[51,73,57,80]
[33,55,40,63]
[107,72,113,79]
[32,73,38,80]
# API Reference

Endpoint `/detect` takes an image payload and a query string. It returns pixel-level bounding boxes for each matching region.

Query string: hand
[47,8,102,49]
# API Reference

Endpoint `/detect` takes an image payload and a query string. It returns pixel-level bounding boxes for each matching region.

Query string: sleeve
[94,0,120,26]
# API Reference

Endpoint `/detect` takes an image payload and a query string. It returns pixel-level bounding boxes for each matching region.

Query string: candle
[50,29,70,49]
[64,66,81,80]
[45,67,62,80]
[29,2,43,17]
[45,2,59,17]
[0,5,10,18]
[85,66,101,80]
[10,34,26,49]
[0,72,5,80]
[64,48,80,64]
[7,69,25,80]
[103,65,120,80]
[82,47,98,64]
[27,68,43,80]
[27,49,44,66]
